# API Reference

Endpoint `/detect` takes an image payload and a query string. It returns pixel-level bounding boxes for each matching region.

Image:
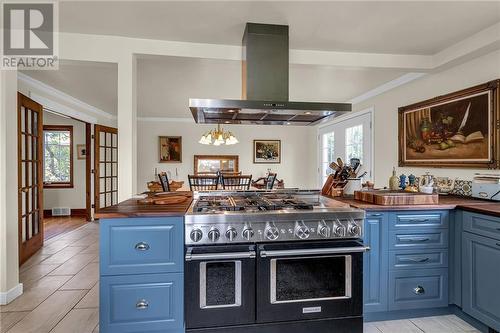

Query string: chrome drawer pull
[135,242,150,251]
[369,213,383,217]
[136,299,149,309]
[400,257,430,263]
[185,251,256,261]
[399,237,430,243]
[260,246,370,258]
[413,286,425,295]
[406,219,430,223]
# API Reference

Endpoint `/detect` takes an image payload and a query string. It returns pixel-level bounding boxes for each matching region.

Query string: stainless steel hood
[189,23,351,126]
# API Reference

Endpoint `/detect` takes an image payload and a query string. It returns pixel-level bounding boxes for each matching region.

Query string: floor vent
[51,207,71,216]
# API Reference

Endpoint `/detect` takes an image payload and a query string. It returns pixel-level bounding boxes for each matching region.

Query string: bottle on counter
[389,167,399,191]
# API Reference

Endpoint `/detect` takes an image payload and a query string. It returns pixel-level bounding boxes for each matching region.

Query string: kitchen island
[96,193,499,333]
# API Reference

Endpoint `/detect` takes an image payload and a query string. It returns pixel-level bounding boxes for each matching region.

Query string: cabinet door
[462,231,500,332]
[363,212,389,313]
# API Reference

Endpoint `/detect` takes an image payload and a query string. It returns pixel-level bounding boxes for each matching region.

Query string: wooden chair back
[266,173,277,189]
[221,174,252,190]
[188,175,220,191]
[158,173,170,192]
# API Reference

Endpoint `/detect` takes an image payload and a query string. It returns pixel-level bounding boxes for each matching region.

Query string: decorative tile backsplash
[450,179,472,196]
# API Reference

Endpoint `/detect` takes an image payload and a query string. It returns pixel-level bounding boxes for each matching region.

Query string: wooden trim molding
[43,208,87,218]
[42,124,74,188]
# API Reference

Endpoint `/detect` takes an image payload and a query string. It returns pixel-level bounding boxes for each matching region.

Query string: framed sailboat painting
[398,79,499,169]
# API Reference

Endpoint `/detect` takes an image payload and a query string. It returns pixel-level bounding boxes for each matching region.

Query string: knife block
[321,174,347,197]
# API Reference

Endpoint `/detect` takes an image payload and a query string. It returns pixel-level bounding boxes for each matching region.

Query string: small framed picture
[76,144,87,160]
[159,136,182,163]
[253,140,281,164]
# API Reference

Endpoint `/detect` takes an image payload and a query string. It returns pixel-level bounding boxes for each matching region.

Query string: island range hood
[189,23,351,126]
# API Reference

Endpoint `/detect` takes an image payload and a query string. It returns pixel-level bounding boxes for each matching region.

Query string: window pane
[345,124,363,163]
[322,132,335,184]
[43,129,71,183]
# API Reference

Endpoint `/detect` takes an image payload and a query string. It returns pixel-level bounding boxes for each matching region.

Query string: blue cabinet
[363,212,389,313]
[100,217,185,333]
[462,212,500,332]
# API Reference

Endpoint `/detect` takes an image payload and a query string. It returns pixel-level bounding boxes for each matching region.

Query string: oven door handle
[185,251,256,261]
[259,246,370,258]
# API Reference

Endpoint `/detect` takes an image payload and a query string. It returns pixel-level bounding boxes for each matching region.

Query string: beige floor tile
[79,243,99,255]
[0,312,29,333]
[364,322,382,333]
[49,254,95,276]
[410,315,480,333]
[19,264,60,288]
[374,319,424,333]
[92,324,99,333]
[60,263,99,290]
[70,234,99,247]
[6,290,86,333]
[41,246,86,265]
[39,240,70,255]
[19,252,50,273]
[75,283,99,309]
[0,275,72,312]
[50,308,99,333]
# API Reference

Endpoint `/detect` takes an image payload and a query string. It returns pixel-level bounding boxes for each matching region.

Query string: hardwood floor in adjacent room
[0,222,482,333]
[43,216,88,241]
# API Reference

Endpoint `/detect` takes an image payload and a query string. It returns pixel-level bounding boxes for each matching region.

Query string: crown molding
[30,93,99,124]
[137,117,194,123]
[18,73,116,120]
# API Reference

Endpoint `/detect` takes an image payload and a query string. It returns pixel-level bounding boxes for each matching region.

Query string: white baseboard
[0,283,23,305]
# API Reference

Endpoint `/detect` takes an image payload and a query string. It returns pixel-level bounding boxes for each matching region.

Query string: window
[43,125,73,188]
[321,132,335,185]
[345,124,363,163]
[318,111,372,187]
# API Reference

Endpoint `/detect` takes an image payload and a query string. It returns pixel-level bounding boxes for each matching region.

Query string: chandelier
[199,123,239,146]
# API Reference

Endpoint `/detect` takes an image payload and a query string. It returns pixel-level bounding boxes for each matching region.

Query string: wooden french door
[17,93,44,265]
[94,125,118,212]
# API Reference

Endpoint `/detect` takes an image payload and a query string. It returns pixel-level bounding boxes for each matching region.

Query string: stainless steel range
[185,189,365,245]
[184,189,368,333]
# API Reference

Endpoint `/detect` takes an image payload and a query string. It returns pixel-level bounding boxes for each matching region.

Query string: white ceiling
[137,55,406,118]
[60,1,500,55]
[21,60,118,115]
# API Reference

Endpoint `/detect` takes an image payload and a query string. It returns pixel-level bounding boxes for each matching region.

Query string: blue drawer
[389,211,448,230]
[389,229,449,250]
[463,211,500,241]
[389,249,448,270]
[100,217,184,276]
[389,268,448,310]
[100,273,184,333]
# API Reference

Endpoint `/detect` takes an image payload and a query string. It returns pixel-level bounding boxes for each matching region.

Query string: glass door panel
[94,125,118,212]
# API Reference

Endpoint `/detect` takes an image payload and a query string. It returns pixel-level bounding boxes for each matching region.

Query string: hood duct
[189,23,351,126]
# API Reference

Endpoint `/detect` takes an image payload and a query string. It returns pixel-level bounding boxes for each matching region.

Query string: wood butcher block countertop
[96,191,194,219]
[334,195,500,217]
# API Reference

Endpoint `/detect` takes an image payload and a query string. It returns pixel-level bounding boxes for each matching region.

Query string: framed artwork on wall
[159,136,182,163]
[253,140,281,164]
[398,79,499,169]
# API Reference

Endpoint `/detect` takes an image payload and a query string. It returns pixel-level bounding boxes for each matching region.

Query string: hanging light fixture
[199,124,239,145]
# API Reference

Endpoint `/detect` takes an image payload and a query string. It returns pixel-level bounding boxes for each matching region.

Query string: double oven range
[184,190,368,333]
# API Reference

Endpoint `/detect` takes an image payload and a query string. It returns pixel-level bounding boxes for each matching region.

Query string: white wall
[0,70,21,302]
[43,112,87,210]
[351,50,500,187]
[137,121,317,192]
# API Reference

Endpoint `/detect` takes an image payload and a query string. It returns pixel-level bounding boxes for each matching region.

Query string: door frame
[93,124,118,213]
[317,107,374,187]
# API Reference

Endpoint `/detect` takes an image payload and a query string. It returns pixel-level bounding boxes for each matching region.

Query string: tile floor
[0,222,483,333]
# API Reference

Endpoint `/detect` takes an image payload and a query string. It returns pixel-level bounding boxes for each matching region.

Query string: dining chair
[266,173,277,190]
[221,174,253,190]
[188,175,220,191]
[158,172,170,192]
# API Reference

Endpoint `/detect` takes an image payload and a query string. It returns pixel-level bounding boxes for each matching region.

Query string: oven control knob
[242,228,254,241]
[225,227,237,241]
[294,221,310,240]
[190,228,203,243]
[348,222,361,236]
[318,220,331,238]
[333,221,346,237]
[208,228,220,242]
[264,222,279,241]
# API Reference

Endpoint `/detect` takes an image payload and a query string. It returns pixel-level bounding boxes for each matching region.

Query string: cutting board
[354,190,439,206]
